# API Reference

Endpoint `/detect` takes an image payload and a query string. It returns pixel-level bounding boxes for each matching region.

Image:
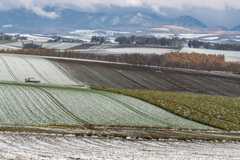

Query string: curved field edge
[0,124,240,142]
[92,87,240,131]
[0,82,213,129]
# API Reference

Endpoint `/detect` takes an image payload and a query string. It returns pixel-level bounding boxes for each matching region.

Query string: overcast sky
[0,0,239,28]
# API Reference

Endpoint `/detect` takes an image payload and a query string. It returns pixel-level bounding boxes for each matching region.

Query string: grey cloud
[0,0,239,18]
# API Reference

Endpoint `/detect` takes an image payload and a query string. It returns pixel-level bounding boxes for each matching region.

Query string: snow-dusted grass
[0,57,15,82]
[0,83,213,129]
[0,54,78,85]
[95,87,240,130]
[180,47,240,62]
[47,87,212,128]
[0,133,239,160]
[0,84,77,125]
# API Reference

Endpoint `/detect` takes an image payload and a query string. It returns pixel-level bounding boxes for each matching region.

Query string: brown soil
[49,58,240,97]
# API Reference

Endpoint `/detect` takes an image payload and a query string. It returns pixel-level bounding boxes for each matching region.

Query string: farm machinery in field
[25,77,40,83]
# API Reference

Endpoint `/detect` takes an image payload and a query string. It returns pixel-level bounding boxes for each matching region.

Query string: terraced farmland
[0,83,213,129]
[0,53,79,85]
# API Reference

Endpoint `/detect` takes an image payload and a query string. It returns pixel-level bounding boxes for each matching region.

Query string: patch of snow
[178,34,218,39]
[203,37,219,40]
[149,28,170,32]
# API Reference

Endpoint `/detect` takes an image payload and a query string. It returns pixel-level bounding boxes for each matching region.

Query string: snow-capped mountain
[0,8,208,34]
[231,25,240,31]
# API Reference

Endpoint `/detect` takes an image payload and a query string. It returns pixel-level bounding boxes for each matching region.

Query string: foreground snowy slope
[0,53,79,85]
[1,132,239,160]
[0,83,213,129]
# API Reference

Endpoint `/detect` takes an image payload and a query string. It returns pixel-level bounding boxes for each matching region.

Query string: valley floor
[0,132,239,160]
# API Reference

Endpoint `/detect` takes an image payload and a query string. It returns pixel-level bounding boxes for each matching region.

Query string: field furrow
[0,55,19,82]
[22,57,51,84]
[36,87,88,124]
[0,84,79,125]
[26,56,78,85]
[1,54,48,83]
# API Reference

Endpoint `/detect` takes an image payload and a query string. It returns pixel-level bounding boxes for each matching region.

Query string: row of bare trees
[1,48,240,73]
[164,52,240,72]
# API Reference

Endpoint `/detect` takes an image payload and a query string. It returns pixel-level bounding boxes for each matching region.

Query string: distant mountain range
[0,8,239,34]
[231,25,240,31]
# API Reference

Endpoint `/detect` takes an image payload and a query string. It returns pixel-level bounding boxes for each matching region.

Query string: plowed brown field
[50,58,240,97]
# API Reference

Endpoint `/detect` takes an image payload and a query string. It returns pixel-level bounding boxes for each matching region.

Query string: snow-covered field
[0,44,21,50]
[79,47,178,55]
[180,47,240,62]
[2,41,23,48]
[178,34,218,39]
[0,54,79,85]
[0,132,239,160]
[41,42,80,50]
[0,83,213,129]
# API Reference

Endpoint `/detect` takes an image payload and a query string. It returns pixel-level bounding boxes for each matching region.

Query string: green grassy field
[93,87,240,131]
[0,82,214,129]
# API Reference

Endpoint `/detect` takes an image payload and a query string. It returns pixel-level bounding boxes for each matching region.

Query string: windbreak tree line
[114,35,240,51]
[91,36,106,44]
[115,35,186,47]
[188,39,240,51]
[1,48,240,73]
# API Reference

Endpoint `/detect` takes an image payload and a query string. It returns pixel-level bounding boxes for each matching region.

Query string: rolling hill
[0,54,239,130]
[0,53,239,131]
[0,53,79,85]
[0,82,213,129]
[50,58,240,97]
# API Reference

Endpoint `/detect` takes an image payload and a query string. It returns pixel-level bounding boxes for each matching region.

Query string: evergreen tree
[188,39,192,48]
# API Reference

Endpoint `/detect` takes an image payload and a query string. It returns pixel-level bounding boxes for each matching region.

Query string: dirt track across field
[50,58,240,97]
